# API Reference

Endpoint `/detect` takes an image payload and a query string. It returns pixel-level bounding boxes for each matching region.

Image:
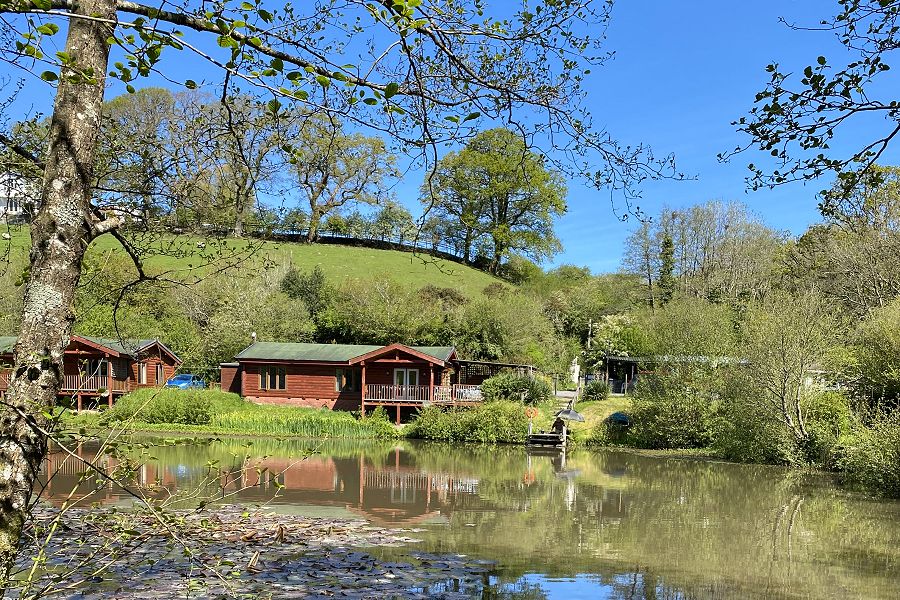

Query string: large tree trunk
[306,207,321,242]
[0,0,114,588]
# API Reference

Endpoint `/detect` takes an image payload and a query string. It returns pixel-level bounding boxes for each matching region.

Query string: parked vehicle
[164,373,206,389]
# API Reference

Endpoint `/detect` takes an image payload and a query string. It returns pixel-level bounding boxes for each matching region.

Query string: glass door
[393,369,419,399]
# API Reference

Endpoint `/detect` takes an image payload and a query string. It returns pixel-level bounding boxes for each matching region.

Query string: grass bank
[64,389,397,439]
[2,226,503,298]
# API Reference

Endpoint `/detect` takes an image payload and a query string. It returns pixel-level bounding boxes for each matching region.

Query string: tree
[740,291,844,450]
[622,221,658,309]
[280,265,332,318]
[621,201,785,303]
[785,166,900,314]
[371,201,415,243]
[0,0,676,587]
[424,128,567,273]
[292,115,396,242]
[725,0,900,192]
[658,233,676,305]
[210,95,294,237]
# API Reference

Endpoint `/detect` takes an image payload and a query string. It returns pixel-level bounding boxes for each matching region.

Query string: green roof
[235,342,455,363]
[0,336,180,361]
[0,337,15,354]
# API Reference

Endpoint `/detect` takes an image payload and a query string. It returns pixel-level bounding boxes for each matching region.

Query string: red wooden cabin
[221,341,485,423]
[0,335,182,410]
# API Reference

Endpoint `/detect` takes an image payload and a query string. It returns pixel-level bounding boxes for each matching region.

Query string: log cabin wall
[242,362,362,410]
[220,363,241,394]
[129,346,179,390]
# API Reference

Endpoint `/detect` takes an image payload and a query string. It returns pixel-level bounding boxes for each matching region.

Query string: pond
[40,436,900,599]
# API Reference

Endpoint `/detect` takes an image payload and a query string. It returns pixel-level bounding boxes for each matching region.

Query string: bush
[625,370,718,450]
[102,389,246,426]
[802,391,852,465]
[582,380,610,402]
[712,390,799,465]
[836,411,900,498]
[405,401,529,444]
[481,372,551,405]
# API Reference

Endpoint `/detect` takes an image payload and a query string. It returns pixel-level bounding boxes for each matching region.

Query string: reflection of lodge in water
[41,444,630,527]
[40,445,484,526]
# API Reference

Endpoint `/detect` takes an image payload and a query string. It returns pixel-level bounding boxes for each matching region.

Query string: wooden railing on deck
[0,371,127,393]
[365,384,482,405]
[366,384,432,403]
[61,374,129,393]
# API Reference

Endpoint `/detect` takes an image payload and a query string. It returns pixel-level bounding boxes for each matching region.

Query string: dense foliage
[480,373,552,405]
[404,401,529,444]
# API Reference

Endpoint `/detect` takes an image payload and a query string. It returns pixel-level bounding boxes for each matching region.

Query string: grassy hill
[1,226,504,297]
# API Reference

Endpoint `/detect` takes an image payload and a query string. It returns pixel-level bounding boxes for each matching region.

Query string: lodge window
[138,362,147,384]
[260,366,287,390]
[83,358,107,378]
[335,368,360,392]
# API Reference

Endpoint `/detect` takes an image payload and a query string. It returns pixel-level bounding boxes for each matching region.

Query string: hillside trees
[786,166,900,314]
[621,201,786,303]
[0,0,677,583]
[291,115,397,242]
[424,128,567,272]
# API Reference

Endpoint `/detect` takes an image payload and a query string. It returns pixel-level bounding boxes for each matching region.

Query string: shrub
[102,389,246,426]
[802,391,852,465]
[481,372,551,405]
[582,380,610,402]
[836,411,900,498]
[625,370,718,450]
[405,401,529,444]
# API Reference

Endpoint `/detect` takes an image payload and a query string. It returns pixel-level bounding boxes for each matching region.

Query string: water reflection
[39,437,900,599]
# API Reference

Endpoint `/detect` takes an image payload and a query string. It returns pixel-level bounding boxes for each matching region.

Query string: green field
[1,226,505,297]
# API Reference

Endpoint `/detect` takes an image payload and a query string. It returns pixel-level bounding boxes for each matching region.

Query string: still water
[41,437,900,599]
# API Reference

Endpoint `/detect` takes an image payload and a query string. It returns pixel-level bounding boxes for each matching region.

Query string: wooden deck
[364,384,482,405]
[1,371,129,394]
[363,383,483,424]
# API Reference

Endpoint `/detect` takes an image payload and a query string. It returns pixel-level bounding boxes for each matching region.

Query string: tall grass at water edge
[76,388,396,439]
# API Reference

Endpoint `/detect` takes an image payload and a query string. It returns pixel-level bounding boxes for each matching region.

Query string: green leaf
[126,84,136,93]
[316,74,331,88]
[270,57,284,72]
[817,56,826,65]
[463,111,481,122]
[363,97,378,105]
[184,79,197,89]
[384,82,399,98]
[40,70,58,82]
[36,23,60,35]
[267,98,282,114]
[240,1,255,9]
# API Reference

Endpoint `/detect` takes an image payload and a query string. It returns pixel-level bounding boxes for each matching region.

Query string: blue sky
[7,1,899,273]
[540,0,898,272]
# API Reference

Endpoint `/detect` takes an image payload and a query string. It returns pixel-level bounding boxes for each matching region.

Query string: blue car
[165,373,206,389]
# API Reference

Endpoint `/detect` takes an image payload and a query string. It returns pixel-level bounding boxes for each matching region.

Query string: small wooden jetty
[525,430,567,447]
[525,405,582,448]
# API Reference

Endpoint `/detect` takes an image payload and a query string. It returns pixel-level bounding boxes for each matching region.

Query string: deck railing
[61,374,129,393]
[365,384,482,405]
[1,371,127,393]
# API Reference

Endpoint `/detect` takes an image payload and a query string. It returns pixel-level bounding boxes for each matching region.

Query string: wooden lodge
[0,335,182,410]
[221,341,522,423]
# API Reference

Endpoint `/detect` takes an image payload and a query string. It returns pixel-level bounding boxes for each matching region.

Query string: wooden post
[76,394,82,413]
[396,404,401,426]
[429,367,434,404]
[360,362,366,418]
[106,354,113,408]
